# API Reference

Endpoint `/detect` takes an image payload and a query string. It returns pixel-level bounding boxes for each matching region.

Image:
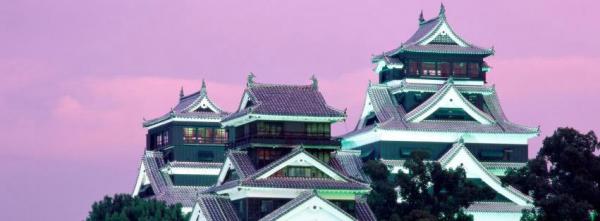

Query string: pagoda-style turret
[132,80,230,213]
[344,6,539,221]
[373,4,493,83]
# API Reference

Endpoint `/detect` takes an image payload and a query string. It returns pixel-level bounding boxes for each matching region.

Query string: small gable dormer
[404,79,495,124]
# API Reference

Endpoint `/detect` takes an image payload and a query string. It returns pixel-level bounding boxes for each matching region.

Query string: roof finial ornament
[200,79,207,95]
[368,80,372,87]
[447,76,454,84]
[457,135,465,144]
[179,86,184,99]
[247,72,255,87]
[419,10,425,24]
[310,74,318,90]
[439,3,446,17]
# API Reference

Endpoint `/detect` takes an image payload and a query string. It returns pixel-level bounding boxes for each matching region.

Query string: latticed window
[282,166,328,178]
[306,123,330,137]
[214,128,228,143]
[197,128,214,144]
[468,63,480,78]
[156,134,162,147]
[183,128,196,144]
[162,131,169,146]
[408,61,419,75]
[453,62,467,77]
[439,62,451,77]
[422,62,438,76]
[257,122,282,136]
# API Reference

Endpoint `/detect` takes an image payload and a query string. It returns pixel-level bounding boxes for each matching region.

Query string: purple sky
[2,1,599,220]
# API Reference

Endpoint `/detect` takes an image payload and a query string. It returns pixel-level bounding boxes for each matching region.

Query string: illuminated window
[453,62,466,77]
[156,134,162,147]
[408,61,419,75]
[183,128,196,144]
[422,62,438,76]
[162,131,169,145]
[214,128,228,143]
[439,62,451,77]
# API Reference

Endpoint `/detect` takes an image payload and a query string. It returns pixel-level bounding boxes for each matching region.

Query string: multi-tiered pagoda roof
[143,80,229,129]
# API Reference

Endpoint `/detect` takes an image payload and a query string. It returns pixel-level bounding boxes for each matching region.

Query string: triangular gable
[132,161,150,196]
[182,83,225,114]
[238,90,257,111]
[418,17,468,47]
[253,149,347,182]
[439,142,532,206]
[216,151,257,185]
[259,192,356,221]
[405,81,495,124]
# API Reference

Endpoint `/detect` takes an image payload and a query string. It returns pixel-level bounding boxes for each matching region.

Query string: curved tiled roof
[351,80,539,134]
[373,6,493,61]
[143,81,229,127]
[195,194,240,221]
[223,80,345,122]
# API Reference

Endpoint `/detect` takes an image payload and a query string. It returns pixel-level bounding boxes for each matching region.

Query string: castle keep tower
[342,5,539,221]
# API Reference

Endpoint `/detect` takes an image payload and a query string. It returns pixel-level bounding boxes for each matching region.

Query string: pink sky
[1,1,599,220]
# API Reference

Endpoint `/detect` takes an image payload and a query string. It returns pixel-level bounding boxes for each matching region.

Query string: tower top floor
[373,4,494,84]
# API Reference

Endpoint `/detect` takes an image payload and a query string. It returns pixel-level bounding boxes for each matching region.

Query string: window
[214,128,228,143]
[156,134,162,147]
[257,122,282,136]
[453,62,466,77]
[422,62,437,76]
[283,166,327,178]
[162,131,169,146]
[197,128,214,144]
[468,63,480,78]
[408,61,419,75]
[439,62,451,77]
[257,149,283,167]
[309,150,331,163]
[183,128,196,144]
[306,123,330,137]
[503,149,513,161]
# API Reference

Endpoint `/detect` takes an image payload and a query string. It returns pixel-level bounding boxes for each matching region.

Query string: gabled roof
[207,148,371,194]
[404,78,495,124]
[222,74,345,126]
[192,194,240,221]
[373,4,493,62]
[438,141,533,206]
[347,79,539,135]
[329,150,372,183]
[132,151,207,208]
[259,191,357,221]
[143,80,229,128]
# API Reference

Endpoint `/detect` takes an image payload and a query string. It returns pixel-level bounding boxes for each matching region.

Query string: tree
[502,127,600,221]
[364,151,495,221]
[86,194,188,221]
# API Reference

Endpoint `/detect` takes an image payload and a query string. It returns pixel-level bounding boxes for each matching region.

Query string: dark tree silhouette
[86,194,187,221]
[364,151,494,221]
[502,127,600,221]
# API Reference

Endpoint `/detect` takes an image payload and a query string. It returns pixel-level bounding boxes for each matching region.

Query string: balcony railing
[227,132,339,147]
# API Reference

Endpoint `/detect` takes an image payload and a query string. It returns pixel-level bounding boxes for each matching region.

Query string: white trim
[222,114,345,127]
[342,129,537,149]
[402,78,485,86]
[188,97,221,113]
[406,86,494,124]
[356,93,374,130]
[144,117,221,129]
[257,152,345,181]
[239,92,252,111]
[132,162,149,197]
[441,144,531,205]
[218,186,366,201]
[274,196,356,221]
[216,157,234,185]
[162,166,220,176]
[189,203,207,221]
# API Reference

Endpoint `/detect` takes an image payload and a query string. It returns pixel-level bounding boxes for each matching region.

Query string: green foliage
[502,128,600,221]
[86,194,187,221]
[364,151,494,221]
